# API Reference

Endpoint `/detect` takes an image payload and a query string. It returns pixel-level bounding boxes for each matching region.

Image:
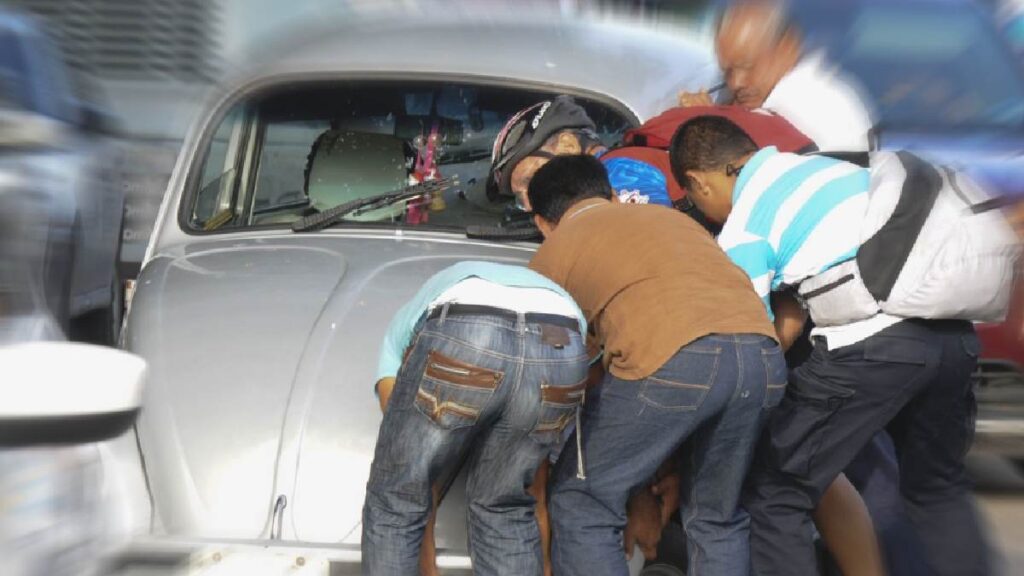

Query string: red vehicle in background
[974,213,1024,468]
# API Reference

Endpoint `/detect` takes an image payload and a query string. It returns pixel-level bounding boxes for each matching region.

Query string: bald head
[716,0,801,109]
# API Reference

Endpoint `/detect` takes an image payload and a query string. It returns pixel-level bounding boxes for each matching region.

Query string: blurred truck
[0,8,126,344]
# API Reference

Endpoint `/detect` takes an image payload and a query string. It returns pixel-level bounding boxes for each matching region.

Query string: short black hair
[527,154,614,223]
[669,115,758,190]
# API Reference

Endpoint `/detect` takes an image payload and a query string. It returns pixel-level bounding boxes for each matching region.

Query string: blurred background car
[0,8,126,345]
[0,341,146,576]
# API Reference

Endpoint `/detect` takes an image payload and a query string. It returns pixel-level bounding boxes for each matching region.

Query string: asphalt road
[969,451,1024,575]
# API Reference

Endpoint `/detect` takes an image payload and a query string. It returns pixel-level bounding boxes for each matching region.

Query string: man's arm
[375,297,421,407]
[1009,201,1024,239]
[376,377,397,412]
[770,291,808,352]
[678,89,714,108]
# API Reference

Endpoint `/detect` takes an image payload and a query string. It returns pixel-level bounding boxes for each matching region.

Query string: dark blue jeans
[362,311,589,576]
[746,320,989,576]
[549,334,786,576]
[840,432,933,576]
[793,324,932,576]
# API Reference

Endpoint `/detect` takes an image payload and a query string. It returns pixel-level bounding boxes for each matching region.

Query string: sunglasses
[725,162,747,177]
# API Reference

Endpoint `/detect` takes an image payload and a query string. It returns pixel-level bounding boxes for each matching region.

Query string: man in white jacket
[680,0,874,152]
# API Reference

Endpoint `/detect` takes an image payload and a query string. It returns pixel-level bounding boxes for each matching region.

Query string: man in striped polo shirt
[670,116,989,576]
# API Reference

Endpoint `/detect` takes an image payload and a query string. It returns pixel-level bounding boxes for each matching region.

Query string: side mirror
[0,342,145,446]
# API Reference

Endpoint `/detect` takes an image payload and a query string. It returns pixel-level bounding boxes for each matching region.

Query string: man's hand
[678,89,714,107]
[771,292,808,352]
[1009,201,1024,240]
[624,488,663,561]
[376,377,397,412]
[650,472,680,527]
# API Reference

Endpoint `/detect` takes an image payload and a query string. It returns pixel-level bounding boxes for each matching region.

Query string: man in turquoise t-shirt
[362,261,589,576]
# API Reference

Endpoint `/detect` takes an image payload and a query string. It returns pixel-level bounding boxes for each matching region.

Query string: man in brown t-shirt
[527,154,784,576]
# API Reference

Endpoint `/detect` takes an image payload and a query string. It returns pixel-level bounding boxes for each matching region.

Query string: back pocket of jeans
[414,350,502,430]
[762,346,788,409]
[531,377,587,445]
[638,347,719,411]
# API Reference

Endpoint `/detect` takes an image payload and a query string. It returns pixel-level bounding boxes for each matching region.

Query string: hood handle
[270,494,287,540]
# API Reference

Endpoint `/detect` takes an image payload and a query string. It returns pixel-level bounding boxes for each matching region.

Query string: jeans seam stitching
[685,434,701,576]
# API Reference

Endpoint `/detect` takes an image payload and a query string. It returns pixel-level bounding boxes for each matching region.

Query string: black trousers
[745,319,990,576]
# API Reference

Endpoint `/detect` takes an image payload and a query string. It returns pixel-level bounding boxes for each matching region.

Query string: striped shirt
[720,147,903,348]
[719,146,870,319]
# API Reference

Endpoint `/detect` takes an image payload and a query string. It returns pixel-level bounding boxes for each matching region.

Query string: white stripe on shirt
[767,162,862,249]
[782,194,868,285]
[727,152,807,231]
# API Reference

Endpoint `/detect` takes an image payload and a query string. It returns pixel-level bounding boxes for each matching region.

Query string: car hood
[124,230,536,549]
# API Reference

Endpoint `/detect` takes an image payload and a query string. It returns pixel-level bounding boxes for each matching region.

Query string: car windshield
[795,2,1024,130]
[186,81,632,233]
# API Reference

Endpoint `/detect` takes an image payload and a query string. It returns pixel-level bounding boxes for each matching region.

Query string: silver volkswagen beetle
[117,13,714,574]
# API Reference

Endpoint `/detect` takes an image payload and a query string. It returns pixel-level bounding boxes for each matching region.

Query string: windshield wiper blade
[291,176,458,233]
[464,224,542,242]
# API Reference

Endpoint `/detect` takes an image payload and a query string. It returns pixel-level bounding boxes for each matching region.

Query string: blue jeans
[362,311,589,576]
[549,334,786,576]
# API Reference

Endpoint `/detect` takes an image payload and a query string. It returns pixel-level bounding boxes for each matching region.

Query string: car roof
[224,14,717,122]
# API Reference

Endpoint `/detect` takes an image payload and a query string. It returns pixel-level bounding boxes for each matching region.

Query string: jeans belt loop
[575,388,587,480]
[517,311,526,334]
[439,302,450,326]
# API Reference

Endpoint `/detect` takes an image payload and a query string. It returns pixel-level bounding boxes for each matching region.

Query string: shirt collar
[565,197,610,217]
[734,146,777,205]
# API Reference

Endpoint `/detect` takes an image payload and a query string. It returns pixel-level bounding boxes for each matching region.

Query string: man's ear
[776,29,802,71]
[533,214,556,239]
[610,192,622,203]
[685,170,712,197]
[554,131,583,154]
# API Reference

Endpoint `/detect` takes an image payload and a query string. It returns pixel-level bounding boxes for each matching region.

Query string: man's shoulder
[768,53,875,150]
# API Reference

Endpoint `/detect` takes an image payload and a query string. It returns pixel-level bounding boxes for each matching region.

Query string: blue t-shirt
[376,261,587,382]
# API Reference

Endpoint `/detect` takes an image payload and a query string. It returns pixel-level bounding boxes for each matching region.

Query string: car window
[795,2,1024,130]
[187,81,632,232]
[193,106,248,228]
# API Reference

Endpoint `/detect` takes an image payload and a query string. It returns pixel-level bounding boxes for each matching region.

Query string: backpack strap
[807,151,870,167]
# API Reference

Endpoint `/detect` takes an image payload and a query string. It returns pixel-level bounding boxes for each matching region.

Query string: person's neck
[565,197,610,220]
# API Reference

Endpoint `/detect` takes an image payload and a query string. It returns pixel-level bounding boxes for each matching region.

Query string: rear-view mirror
[0,342,145,446]
[394,115,465,146]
